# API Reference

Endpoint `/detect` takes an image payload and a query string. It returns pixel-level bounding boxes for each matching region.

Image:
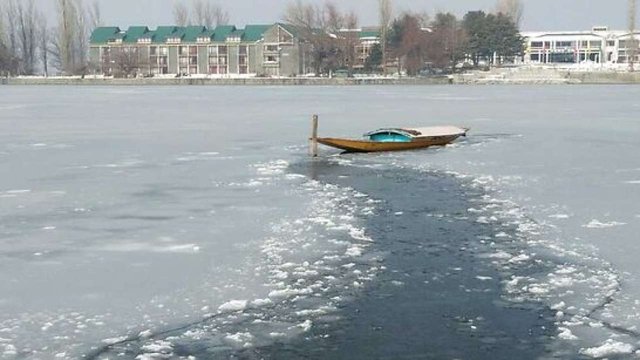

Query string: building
[89,23,311,77]
[336,27,381,69]
[523,26,640,65]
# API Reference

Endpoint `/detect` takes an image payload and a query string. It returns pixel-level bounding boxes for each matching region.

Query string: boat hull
[316,135,463,153]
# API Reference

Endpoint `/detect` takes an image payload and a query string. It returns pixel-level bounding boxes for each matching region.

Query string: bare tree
[173,2,190,26]
[0,2,6,47]
[342,11,359,76]
[378,0,392,74]
[74,0,88,74]
[87,0,101,29]
[15,0,39,75]
[193,0,229,27]
[283,0,318,30]
[324,2,343,33]
[6,0,18,59]
[283,1,350,75]
[53,0,77,74]
[50,0,96,75]
[113,47,140,78]
[495,0,523,28]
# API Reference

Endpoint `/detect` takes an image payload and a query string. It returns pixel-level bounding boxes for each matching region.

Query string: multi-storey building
[89,23,311,77]
[522,26,640,65]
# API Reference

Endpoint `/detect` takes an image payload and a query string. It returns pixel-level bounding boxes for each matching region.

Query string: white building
[522,26,640,65]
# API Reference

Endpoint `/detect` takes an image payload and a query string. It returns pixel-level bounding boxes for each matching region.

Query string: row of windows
[530,40,630,49]
[530,40,604,48]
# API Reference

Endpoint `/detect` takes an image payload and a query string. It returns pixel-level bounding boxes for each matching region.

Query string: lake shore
[3,68,640,86]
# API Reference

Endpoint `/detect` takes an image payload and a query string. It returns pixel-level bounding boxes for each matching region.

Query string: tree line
[283,0,525,76]
[0,0,524,77]
[0,0,101,76]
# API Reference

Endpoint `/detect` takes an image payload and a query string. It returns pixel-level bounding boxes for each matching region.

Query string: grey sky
[33,0,636,31]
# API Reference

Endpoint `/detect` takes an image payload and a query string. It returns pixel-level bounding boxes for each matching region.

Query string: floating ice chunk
[623,180,640,184]
[550,301,566,310]
[475,276,493,281]
[509,254,531,263]
[549,214,570,219]
[141,340,173,353]
[345,245,364,257]
[268,287,312,299]
[102,336,128,345]
[297,320,313,332]
[218,300,248,313]
[558,327,578,340]
[527,284,548,294]
[580,339,634,358]
[488,251,512,260]
[251,298,273,307]
[2,344,17,356]
[583,219,626,229]
[348,227,372,242]
[138,329,153,338]
[225,332,254,345]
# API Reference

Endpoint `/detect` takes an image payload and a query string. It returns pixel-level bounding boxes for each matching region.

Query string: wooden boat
[315,126,469,153]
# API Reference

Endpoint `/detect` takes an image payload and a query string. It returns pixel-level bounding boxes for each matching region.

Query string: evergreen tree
[364,43,383,72]
[461,11,523,66]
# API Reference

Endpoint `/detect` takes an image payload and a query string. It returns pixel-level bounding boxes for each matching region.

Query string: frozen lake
[0,85,639,359]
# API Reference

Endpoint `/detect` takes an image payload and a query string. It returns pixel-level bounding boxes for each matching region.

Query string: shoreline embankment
[3,68,640,85]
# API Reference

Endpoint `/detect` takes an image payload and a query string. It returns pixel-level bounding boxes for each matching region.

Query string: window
[190,56,197,65]
[530,41,543,48]
[218,46,227,55]
[555,41,574,48]
[159,47,168,56]
[549,52,575,63]
[265,55,277,63]
[580,41,589,47]
[239,46,247,55]
[179,46,188,55]
[607,40,616,47]
[189,46,197,56]
[590,41,602,48]
[150,46,157,55]
[208,46,218,55]
[265,45,278,52]
[530,54,540,61]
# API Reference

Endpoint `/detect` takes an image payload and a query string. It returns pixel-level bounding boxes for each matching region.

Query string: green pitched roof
[91,24,301,45]
[243,25,271,42]
[152,26,179,43]
[90,27,121,44]
[123,26,149,43]
[213,25,236,41]
[359,30,380,38]
[184,26,207,42]
[278,23,300,37]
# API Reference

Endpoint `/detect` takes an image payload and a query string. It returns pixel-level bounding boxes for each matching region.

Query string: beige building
[89,23,311,77]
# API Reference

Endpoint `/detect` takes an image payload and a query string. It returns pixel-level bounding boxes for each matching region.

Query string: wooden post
[310,114,319,157]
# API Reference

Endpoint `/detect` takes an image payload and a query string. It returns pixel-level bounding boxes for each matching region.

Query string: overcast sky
[33,0,636,31]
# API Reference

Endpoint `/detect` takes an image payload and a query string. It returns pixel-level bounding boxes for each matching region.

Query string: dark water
[228,160,558,360]
[89,160,560,360]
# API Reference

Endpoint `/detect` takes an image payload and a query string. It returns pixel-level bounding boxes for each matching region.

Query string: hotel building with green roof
[89,23,312,77]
